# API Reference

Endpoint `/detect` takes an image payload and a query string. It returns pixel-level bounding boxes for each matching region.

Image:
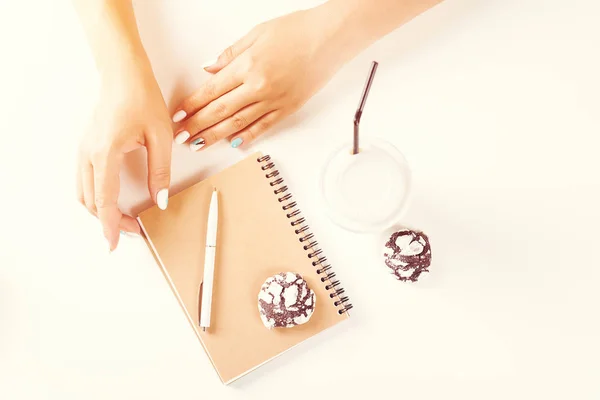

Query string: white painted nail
[157,188,169,210]
[201,58,218,69]
[120,230,138,237]
[172,110,187,123]
[174,130,190,144]
[190,138,206,152]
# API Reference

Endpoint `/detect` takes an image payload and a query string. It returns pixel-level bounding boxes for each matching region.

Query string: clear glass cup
[319,137,412,233]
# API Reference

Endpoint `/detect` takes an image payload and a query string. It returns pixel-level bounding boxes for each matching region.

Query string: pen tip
[202,327,206,332]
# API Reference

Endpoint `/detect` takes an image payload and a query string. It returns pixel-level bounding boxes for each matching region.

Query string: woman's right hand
[76,59,173,251]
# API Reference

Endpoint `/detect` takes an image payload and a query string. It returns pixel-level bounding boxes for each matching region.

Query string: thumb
[203,28,259,73]
[146,128,172,211]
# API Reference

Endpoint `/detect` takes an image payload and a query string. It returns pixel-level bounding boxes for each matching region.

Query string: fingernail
[172,110,187,123]
[157,188,169,210]
[120,230,138,237]
[174,130,190,144]
[190,138,206,152]
[201,58,218,69]
[230,137,243,148]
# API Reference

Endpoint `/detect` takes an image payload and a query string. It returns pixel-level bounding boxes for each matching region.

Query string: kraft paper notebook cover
[137,152,351,384]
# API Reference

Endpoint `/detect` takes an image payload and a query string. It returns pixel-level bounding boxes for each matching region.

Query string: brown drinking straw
[353,61,379,155]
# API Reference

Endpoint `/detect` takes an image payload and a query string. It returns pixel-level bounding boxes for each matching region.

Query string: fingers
[145,128,171,210]
[174,85,257,145]
[78,160,140,236]
[81,162,97,216]
[187,102,272,151]
[92,148,122,252]
[203,28,259,74]
[172,71,242,124]
[76,162,84,206]
[119,215,141,235]
[228,110,282,148]
[77,126,171,252]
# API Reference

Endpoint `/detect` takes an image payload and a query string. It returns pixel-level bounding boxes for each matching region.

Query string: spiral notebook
[137,152,351,384]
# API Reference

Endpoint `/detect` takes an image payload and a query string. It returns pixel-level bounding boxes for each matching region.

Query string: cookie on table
[383,229,432,282]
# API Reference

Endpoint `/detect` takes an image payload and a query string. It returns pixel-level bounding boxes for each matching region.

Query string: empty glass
[319,137,412,233]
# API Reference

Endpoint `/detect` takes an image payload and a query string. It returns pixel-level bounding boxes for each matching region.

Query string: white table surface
[1,0,599,398]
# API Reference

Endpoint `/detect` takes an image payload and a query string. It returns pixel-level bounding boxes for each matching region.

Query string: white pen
[200,189,219,332]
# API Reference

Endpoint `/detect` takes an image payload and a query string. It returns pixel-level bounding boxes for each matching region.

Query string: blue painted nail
[231,137,243,148]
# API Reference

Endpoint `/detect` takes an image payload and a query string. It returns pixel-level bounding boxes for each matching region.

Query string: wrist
[78,1,151,82]
[311,1,375,67]
[320,0,444,50]
[96,41,153,85]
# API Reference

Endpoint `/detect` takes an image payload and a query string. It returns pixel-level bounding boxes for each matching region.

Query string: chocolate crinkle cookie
[258,272,316,329]
[383,229,432,282]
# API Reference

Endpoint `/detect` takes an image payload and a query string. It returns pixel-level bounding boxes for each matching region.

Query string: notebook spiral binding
[257,155,353,315]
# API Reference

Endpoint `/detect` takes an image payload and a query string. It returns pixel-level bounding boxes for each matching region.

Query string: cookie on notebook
[258,272,316,329]
[383,229,432,282]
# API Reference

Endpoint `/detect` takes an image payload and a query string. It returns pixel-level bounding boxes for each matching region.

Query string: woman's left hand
[171,3,356,150]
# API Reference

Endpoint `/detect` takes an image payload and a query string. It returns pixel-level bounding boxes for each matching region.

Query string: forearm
[321,0,444,62]
[72,0,150,77]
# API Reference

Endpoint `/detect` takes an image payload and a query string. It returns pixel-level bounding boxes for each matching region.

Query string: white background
[1,0,599,398]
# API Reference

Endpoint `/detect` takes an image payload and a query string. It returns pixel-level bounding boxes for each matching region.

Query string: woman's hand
[171,4,359,150]
[77,61,173,251]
